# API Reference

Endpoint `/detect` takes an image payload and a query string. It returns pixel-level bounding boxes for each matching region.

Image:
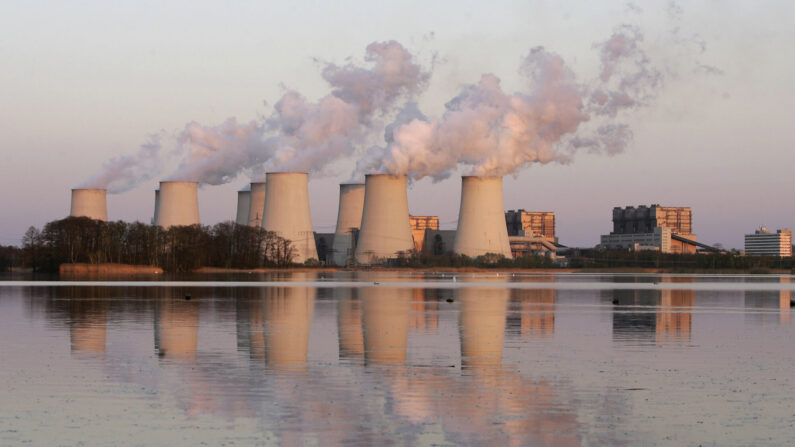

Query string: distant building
[314,233,335,263]
[508,236,557,259]
[744,227,792,257]
[601,205,698,254]
[505,210,556,242]
[409,215,439,253]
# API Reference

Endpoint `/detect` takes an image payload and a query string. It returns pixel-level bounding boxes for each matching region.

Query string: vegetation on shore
[0,217,792,274]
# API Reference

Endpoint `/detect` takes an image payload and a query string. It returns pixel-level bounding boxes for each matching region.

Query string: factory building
[744,227,792,257]
[601,205,698,254]
[505,210,556,242]
[410,215,439,253]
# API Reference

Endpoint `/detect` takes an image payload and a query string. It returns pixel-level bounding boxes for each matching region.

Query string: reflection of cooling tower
[355,174,414,264]
[453,176,512,258]
[247,182,267,227]
[152,189,160,225]
[155,181,200,228]
[361,287,411,365]
[70,188,108,221]
[155,298,199,359]
[459,288,508,367]
[235,189,251,225]
[331,183,365,266]
[262,173,317,263]
[263,285,315,371]
[337,289,364,359]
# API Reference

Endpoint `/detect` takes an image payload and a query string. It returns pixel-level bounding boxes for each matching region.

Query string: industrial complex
[68,177,792,264]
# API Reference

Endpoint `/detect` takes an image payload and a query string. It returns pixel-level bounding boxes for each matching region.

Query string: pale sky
[1,0,793,249]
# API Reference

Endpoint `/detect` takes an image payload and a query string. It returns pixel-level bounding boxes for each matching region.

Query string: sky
[1,0,794,249]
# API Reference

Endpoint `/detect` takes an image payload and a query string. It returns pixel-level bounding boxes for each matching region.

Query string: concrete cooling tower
[70,188,108,221]
[152,189,160,225]
[453,176,512,258]
[355,174,414,264]
[235,188,251,226]
[331,183,365,266]
[261,172,317,263]
[247,181,267,227]
[155,181,200,228]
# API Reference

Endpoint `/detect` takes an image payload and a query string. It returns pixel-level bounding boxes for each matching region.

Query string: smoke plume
[167,40,430,183]
[355,25,665,181]
[78,134,163,193]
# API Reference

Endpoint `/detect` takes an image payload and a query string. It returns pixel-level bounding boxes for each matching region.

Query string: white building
[600,226,672,253]
[744,227,792,257]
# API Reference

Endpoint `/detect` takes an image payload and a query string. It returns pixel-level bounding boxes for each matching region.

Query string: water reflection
[744,276,792,326]
[4,274,795,446]
[606,277,695,344]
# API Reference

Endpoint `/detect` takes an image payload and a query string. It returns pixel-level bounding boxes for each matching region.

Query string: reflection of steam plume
[355,26,663,181]
[167,41,429,185]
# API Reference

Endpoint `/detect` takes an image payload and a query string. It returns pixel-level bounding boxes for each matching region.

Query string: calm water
[0,272,793,446]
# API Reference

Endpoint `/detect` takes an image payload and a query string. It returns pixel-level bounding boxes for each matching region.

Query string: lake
[0,272,793,446]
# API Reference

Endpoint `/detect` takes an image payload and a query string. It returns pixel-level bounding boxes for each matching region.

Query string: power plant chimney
[453,176,512,258]
[152,188,160,225]
[261,172,317,263]
[70,188,108,221]
[331,183,365,266]
[155,181,200,228]
[355,174,413,264]
[247,181,267,227]
[235,188,251,226]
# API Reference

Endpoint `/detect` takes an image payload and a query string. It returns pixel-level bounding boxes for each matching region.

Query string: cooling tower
[355,174,414,264]
[70,188,108,221]
[155,181,200,228]
[261,172,317,263]
[331,183,365,266]
[235,189,251,226]
[247,181,267,227]
[152,189,160,225]
[453,176,512,258]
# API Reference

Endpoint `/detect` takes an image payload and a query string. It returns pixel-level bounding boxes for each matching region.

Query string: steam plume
[78,134,163,194]
[167,40,430,183]
[355,26,664,181]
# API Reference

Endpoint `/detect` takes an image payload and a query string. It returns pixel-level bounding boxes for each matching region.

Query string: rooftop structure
[505,210,555,241]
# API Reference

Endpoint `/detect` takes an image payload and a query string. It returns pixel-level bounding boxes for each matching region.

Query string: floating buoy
[446,298,454,303]
[184,293,191,300]
[612,298,619,305]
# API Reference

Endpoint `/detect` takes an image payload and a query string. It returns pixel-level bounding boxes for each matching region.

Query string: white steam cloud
[355,25,664,181]
[78,134,163,194]
[167,40,430,183]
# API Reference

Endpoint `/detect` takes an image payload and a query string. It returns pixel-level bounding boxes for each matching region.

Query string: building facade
[601,205,698,254]
[505,210,556,241]
[744,227,792,257]
[409,215,439,253]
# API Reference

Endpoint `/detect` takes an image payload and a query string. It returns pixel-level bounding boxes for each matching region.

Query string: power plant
[331,183,365,266]
[355,174,414,264]
[155,181,200,228]
[152,189,160,225]
[235,187,251,226]
[261,172,317,263]
[247,181,267,227]
[453,176,512,258]
[70,188,108,221]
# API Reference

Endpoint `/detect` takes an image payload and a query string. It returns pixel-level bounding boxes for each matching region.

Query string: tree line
[19,217,296,272]
[567,248,795,271]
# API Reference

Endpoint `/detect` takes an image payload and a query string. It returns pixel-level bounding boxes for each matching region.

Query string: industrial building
[410,215,439,253]
[331,183,365,266]
[355,174,414,264]
[744,227,792,257]
[505,210,555,241]
[453,176,512,258]
[261,172,317,264]
[601,205,699,254]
